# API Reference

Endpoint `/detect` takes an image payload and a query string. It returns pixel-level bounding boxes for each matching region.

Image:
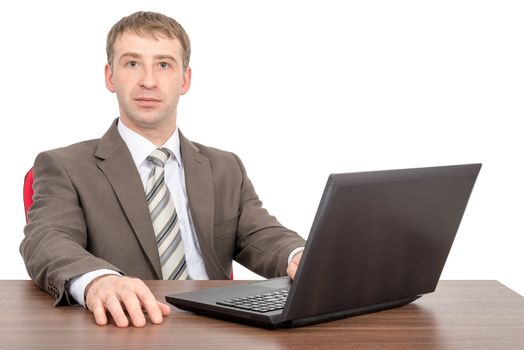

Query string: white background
[1,1,522,296]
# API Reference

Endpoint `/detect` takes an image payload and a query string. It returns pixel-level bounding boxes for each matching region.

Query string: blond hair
[106,11,191,71]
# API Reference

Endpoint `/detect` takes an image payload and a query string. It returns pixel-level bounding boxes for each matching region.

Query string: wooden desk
[0,280,522,349]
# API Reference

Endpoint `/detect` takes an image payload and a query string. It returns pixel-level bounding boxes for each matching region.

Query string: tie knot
[147,148,171,168]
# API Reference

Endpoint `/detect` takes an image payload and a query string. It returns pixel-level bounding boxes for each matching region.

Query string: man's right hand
[85,275,171,328]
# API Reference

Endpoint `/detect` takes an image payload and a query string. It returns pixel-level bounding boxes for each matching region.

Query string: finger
[121,291,146,327]
[157,301,172,316]
[105,294,129,328]
[90,300,108,326]
[135,285,164,324]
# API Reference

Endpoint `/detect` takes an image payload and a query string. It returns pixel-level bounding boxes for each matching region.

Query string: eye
[159,62,170,69]
[127,60,139,68]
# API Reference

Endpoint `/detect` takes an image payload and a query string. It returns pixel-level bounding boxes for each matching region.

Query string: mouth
[134,97,162,108]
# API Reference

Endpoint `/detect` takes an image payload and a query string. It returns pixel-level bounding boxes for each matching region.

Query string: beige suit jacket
[21,120,305,305]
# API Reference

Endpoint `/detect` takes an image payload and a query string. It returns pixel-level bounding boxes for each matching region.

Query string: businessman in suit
[20,11,305,328]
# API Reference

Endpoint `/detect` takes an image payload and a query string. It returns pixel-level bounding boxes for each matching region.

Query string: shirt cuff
[66,269,122,307]
[287,247,305,265]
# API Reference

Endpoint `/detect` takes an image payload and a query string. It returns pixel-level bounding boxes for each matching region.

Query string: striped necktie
[145,148,189,280]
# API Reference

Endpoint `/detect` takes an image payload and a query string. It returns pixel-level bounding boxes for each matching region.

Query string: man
[20,11,305,328]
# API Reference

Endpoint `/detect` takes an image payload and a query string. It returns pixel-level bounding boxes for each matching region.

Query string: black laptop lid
[282,164,481,322]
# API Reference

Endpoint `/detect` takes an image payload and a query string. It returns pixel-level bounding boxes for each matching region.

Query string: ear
[180,66,192,95]
[104,64,116,93]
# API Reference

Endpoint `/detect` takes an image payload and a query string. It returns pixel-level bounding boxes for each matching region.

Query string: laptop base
[170,291,420,329]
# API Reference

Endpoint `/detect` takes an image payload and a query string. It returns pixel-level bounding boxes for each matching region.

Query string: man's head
[104,11,192,145]
[107,11,191,72]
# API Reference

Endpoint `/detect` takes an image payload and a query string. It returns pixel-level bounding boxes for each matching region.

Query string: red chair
[23,168,34,224]
[23,168,234,279]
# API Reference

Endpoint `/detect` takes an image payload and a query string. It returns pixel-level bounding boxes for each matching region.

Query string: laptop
[166,164,481,328]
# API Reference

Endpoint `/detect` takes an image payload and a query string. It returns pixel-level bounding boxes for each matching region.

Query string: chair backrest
[23,168,34,224]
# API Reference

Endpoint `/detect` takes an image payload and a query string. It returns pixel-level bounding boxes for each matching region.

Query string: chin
[124,113,174,130]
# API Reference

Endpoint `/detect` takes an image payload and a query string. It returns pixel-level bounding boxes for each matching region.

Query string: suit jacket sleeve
[230,153,305,277]
[20,151,124,306]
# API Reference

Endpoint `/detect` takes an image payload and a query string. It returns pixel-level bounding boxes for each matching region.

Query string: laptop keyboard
[217,289,289,313]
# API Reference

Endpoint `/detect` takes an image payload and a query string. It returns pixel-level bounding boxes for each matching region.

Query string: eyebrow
[119,52,142,62]
[154,54,177,62]
[118,52,178,63]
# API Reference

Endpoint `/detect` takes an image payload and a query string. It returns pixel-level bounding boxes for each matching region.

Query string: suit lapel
[94,120,162,279]
[179,132,227,279]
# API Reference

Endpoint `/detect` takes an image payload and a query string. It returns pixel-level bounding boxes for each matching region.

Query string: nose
[139,66,157,89]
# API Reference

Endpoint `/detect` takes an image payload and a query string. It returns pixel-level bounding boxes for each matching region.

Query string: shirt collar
[117,118,182,168]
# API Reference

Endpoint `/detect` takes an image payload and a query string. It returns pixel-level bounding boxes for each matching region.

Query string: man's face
[105,31,191,134]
